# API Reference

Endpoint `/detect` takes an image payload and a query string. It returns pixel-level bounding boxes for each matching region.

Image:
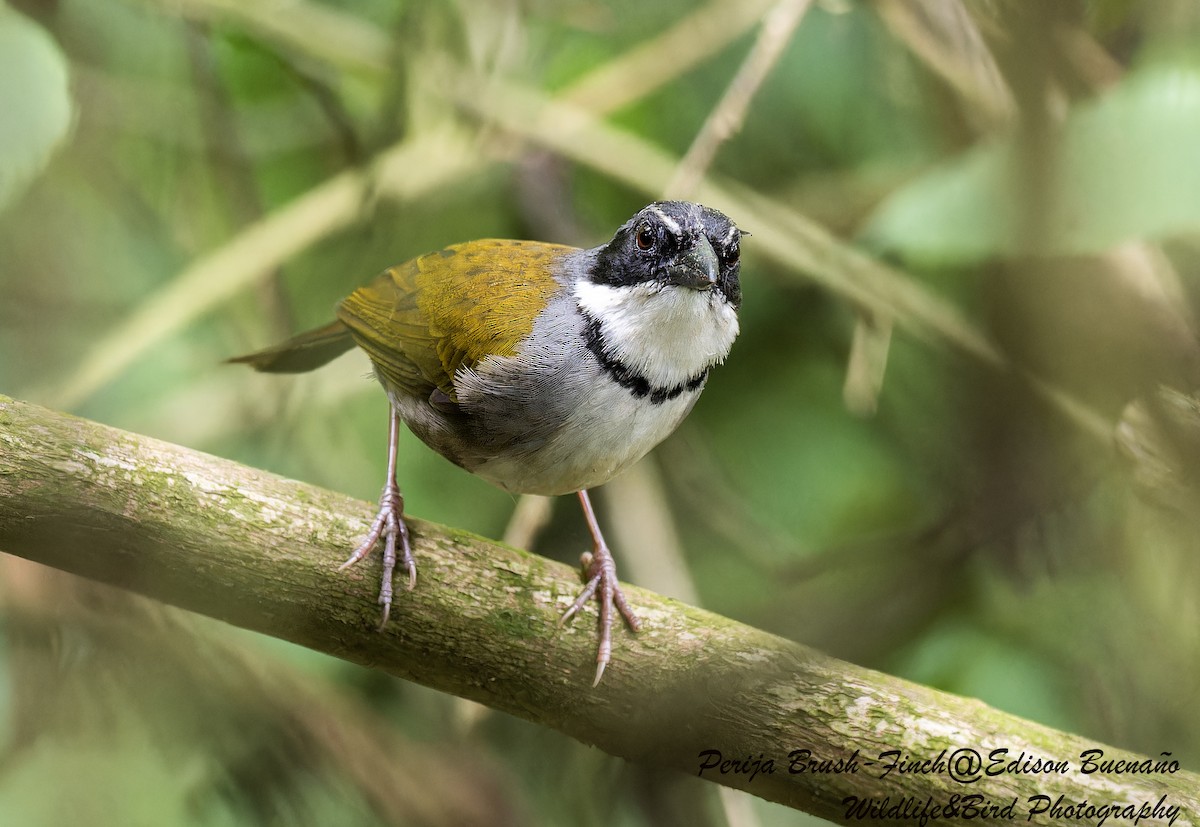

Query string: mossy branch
[0,394,1194,824]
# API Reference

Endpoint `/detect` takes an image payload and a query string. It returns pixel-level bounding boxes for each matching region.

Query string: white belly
[471,380,701,496]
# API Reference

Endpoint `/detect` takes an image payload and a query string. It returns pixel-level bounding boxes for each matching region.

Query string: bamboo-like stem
[1,394,1194,824]
[666,0,815,199]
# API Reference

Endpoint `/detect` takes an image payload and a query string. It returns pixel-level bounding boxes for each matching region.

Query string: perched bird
[232,201,744,683]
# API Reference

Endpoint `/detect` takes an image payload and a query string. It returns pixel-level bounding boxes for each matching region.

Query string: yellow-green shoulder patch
[414,240,568,381]
[336,240,572,403]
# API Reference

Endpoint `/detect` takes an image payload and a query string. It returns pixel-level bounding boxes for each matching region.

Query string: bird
[231,201,744,684]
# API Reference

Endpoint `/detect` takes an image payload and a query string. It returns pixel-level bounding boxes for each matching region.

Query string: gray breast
[452,291,599,465]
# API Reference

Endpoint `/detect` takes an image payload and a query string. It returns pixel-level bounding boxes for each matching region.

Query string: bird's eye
[723,242,740,264]
[635,223,655,251]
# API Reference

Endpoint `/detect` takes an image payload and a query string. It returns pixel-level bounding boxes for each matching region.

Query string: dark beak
[666,236,719,290]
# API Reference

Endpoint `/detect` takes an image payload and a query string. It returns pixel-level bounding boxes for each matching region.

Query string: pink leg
[340,406,414,629]
[560,489,641,685]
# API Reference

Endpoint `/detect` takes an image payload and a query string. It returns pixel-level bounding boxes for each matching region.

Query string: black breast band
[581,315,707,405]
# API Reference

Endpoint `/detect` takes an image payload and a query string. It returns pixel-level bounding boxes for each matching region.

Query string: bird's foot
[340,479,414,629]
[560,542,641,686]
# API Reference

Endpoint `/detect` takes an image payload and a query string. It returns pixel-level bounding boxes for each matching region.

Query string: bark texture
[0,395,1194,824]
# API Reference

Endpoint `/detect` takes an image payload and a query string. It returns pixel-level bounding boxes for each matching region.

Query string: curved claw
[560,543,641,686]
[340,479,414,629]
[339,409,415,628]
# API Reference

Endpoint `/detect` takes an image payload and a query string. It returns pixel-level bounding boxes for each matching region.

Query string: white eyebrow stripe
[723,223,739,245]
[648,204,681,236]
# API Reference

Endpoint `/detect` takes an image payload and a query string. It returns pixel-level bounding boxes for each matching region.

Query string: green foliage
[0,6,72,210]
[3,0,1200,824]
[866,59,1200,261]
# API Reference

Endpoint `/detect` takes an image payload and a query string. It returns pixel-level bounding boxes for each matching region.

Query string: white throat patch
[573,279,739,388]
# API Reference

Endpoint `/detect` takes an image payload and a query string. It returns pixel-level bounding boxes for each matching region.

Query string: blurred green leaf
[864,58,1200,261]
[0,730,221,826]
[894,617,1077,734]
[0,6,72,210]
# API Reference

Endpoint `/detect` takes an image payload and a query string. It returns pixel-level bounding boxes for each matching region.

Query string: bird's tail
[227,320,356,373]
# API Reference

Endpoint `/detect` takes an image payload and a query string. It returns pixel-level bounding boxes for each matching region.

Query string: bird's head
[574,202,745,391]
[589,201,743,309]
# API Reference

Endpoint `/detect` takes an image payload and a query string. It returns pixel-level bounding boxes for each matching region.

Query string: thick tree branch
[0,394,1194,824]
